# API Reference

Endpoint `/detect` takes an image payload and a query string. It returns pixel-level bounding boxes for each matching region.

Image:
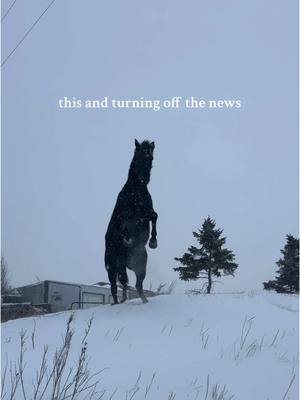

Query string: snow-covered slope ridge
[1,292,298,400]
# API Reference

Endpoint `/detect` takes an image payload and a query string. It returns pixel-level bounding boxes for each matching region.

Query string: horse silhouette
[105,139,158,304]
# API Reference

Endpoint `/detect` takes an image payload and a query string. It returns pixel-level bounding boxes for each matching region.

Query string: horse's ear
[135,139,140,148]
[150,141,155,149]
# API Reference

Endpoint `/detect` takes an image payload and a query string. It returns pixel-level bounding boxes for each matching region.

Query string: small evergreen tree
[173,217,238,293]
[263,234,299,294]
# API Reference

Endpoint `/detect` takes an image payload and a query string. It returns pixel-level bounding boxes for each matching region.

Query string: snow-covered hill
[1,292,299,399]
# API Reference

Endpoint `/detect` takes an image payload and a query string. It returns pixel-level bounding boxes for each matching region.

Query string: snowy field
[1,292,299,400]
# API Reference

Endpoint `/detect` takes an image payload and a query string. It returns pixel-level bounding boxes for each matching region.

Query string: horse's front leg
[148,210,158,249]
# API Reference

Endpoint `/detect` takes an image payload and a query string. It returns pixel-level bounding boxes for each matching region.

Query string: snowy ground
[1,292,299,400]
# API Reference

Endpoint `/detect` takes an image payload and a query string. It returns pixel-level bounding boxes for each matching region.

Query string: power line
[1,0,57,67]
[1,0,18,22]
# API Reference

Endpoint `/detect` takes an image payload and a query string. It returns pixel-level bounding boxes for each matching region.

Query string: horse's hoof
[142,297,148,304]
[111,298,119,305]
[149,238,157,249]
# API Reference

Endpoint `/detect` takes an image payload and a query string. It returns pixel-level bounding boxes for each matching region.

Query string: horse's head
[135,139,155,161]
[128,140,155,185]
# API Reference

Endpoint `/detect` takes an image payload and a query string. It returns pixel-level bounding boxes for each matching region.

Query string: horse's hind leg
[136,270,148,303]
[133,247,148,304]
[107,269,119,305]
[118,268,128,303]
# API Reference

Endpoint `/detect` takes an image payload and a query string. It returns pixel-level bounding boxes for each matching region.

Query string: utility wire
[1,0,18,22]
[1,0,57,67]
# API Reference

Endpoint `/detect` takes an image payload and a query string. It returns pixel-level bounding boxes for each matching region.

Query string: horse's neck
[128,156,152,184]
[125,178,147,192]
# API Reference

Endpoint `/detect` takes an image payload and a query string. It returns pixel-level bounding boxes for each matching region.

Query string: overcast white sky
[2,0,298,292]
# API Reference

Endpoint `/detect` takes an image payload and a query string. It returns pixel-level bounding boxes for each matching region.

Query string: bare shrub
[1,313,108,400]
[155,281,177,295]
[1,256,11,295]
[204,376,234,400]
[186,282,209,296]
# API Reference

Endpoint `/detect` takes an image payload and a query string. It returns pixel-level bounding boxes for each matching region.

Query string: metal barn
[16,280,141,312]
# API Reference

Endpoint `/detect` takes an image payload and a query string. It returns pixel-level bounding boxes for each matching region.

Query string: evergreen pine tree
[173,217,238,293]
[263,234,299,293]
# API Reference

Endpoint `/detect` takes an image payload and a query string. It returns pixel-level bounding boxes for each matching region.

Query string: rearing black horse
[105,139,158,304]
